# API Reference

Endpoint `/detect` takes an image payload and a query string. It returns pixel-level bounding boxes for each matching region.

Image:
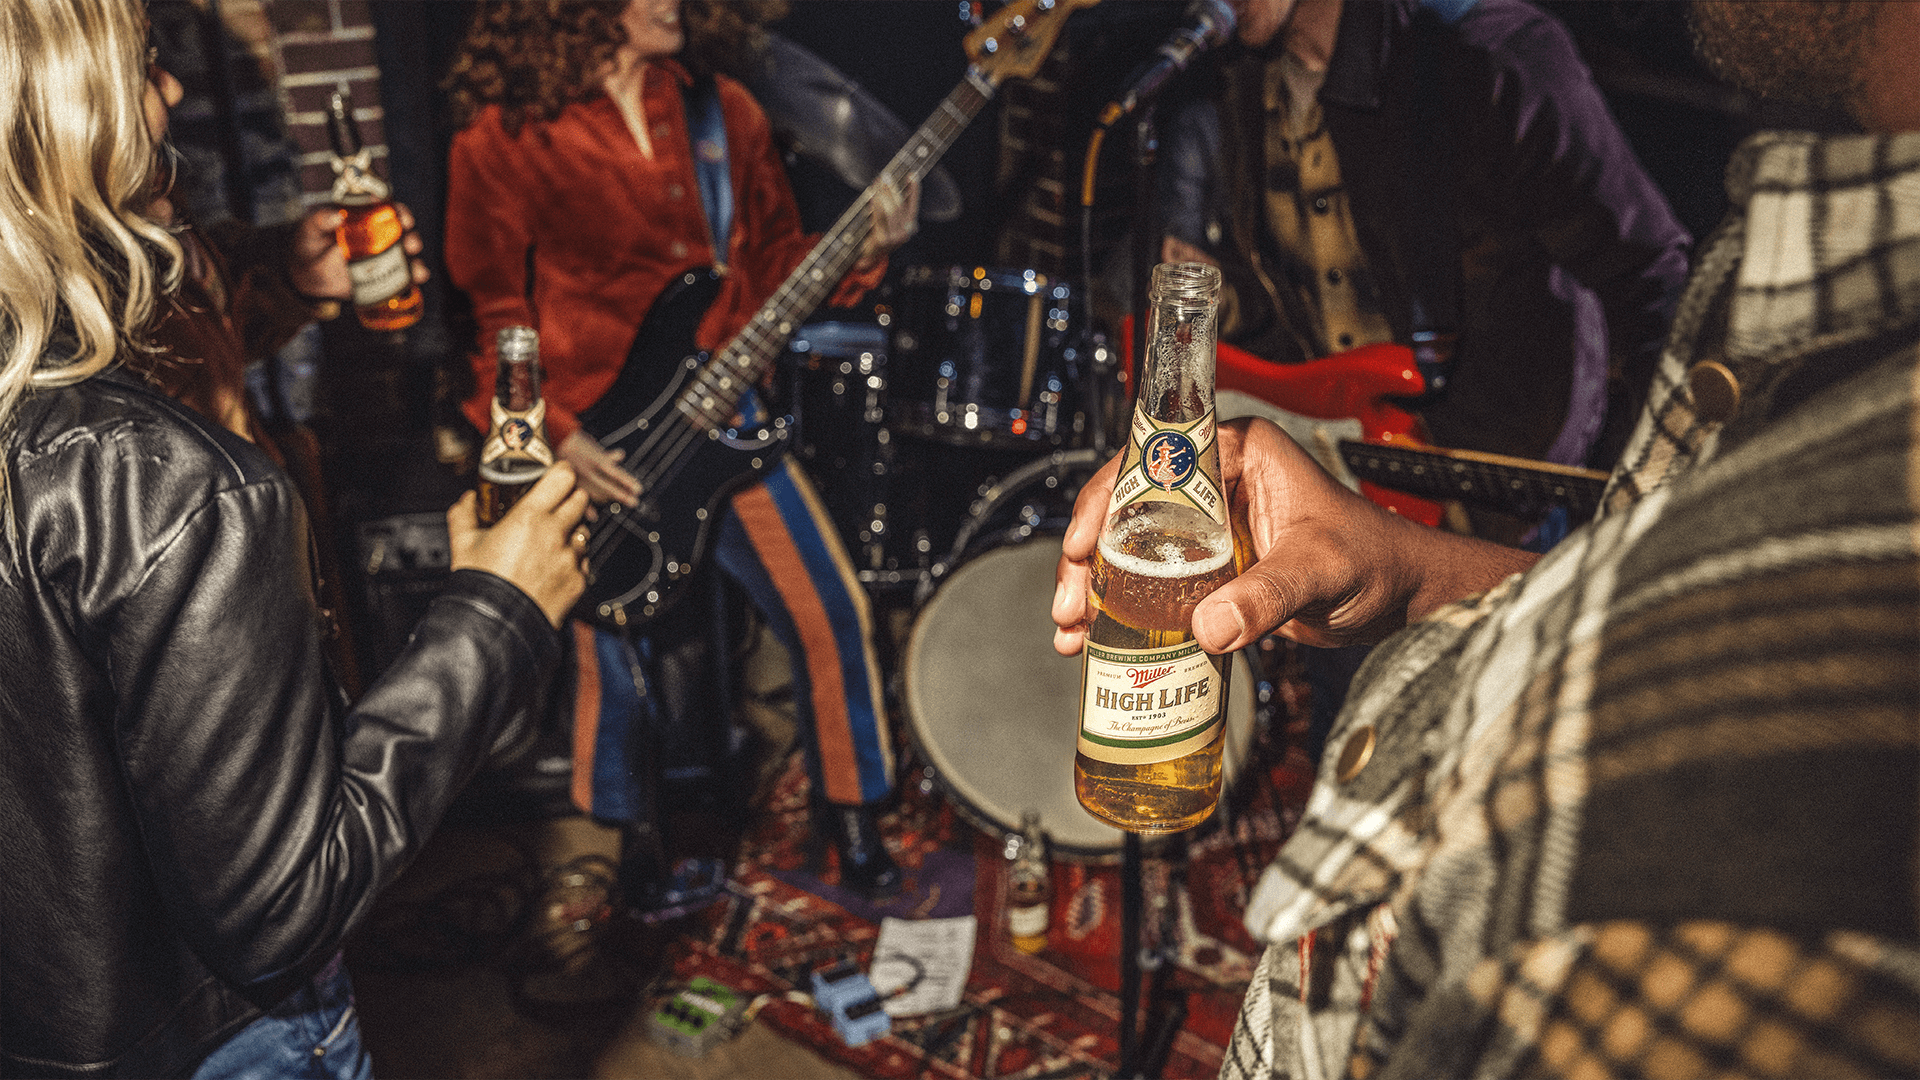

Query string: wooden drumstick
[1018,288,1043,412]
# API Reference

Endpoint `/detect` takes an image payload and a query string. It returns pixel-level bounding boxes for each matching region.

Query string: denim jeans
[190,952,372,1080]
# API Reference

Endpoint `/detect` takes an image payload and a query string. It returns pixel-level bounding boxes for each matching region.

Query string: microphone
[1098,0,1236,127]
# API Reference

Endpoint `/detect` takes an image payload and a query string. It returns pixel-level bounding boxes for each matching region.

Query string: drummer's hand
[560,429,641,507]
[1051,417,1540,657]
[853,174,919,274]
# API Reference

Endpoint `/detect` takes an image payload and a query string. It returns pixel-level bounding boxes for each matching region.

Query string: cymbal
[742,32,963,224]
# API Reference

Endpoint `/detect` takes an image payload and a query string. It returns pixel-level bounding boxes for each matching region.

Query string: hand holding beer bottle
[477,326,554,526]
[1072,262,1243,833]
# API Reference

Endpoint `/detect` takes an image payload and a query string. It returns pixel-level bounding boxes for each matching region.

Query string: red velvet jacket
[446,60,881,446]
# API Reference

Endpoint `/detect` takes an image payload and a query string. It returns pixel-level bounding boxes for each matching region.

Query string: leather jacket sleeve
[106,444,557,1008]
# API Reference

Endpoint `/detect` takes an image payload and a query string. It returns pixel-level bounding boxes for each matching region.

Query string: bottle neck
[1135,309,1218,425]
[1137,262,1223,425]
[329,152,390,204]
[496,358,541,412]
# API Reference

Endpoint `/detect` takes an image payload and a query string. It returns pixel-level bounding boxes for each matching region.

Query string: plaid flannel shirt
[1221,131,1920,1080]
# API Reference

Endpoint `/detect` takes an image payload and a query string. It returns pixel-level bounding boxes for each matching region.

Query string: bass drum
[902,536,1256,862]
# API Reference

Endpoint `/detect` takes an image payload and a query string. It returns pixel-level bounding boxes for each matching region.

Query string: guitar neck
[678,70,997,428]
[1337,440,1609,520]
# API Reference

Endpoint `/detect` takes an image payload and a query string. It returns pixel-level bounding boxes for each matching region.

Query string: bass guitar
[575,0,1097,630]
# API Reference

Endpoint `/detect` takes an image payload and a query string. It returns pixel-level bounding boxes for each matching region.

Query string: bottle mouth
[1148,261,1221,305]
[496,325,539,362]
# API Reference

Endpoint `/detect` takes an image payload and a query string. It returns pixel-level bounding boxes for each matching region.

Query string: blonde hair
[0,0,182,447]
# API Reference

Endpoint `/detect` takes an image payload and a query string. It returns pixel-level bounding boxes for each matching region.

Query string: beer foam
[1097,511,1233,578]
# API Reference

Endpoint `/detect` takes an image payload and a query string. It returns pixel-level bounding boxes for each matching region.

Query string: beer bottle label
[348,241,410,307]
[1105,407,1225,527]
[479,398,554,470]
[1008,900,1049,938]
[1078,639,1226,764]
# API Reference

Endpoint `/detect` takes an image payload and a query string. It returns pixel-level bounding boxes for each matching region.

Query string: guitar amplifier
[352,510,454,676]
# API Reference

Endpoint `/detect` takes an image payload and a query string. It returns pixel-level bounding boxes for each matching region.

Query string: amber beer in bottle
[477,326,553,525]
[325,84,423,331]
[1075,262,1239,833]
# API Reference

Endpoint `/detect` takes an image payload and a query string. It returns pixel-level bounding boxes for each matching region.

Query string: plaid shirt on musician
[1221,131,1920,1080]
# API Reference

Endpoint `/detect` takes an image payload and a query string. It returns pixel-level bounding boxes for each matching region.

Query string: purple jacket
[1163,0,1692,466]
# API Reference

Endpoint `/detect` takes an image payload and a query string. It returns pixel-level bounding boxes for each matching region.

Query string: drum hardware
[911,446,1102,606]
[887,265,1087,449]
[783,320,894,574]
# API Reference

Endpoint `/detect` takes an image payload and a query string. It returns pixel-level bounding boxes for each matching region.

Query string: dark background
[155,0,1853,676]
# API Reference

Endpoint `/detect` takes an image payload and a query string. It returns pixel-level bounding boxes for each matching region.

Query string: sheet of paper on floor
[868,915,976,1018]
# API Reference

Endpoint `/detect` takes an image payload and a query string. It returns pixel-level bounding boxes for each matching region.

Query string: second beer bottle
[477,325,553,525]
[1075,262,1239,833]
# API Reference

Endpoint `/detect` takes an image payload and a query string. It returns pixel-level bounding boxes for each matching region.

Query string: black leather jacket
[0,367,558,1077]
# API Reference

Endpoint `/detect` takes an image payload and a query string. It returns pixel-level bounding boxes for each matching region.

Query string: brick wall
[255,0,392,206]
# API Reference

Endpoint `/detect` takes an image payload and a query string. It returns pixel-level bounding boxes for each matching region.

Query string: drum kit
[782,263,1273,865]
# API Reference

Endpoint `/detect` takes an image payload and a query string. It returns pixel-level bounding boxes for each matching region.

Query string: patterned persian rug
[662,706,1314,1080]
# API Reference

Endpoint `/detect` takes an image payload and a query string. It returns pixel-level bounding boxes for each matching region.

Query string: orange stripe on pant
[729,482,865,805]
[571,620,602,814]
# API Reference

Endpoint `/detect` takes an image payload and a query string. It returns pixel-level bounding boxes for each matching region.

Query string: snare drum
[888,266,1085,448]
[902,536,1256,861]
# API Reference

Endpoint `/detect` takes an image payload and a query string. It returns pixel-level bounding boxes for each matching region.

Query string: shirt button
[653,123,670,139]
[1326,268,1343,286]
[1312,196,1330,214]
[670,240,688,258]
[1335,725,1376,784]
[1337,332,1354,349]
[1688,359,1741,424]
[667,184,684,199]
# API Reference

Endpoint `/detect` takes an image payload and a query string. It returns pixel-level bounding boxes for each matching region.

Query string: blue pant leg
[714,460,894,805]
[190,953,372,1080]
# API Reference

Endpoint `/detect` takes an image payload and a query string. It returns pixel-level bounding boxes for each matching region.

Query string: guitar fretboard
[1338,440,1608,519]
[677,70,997,429]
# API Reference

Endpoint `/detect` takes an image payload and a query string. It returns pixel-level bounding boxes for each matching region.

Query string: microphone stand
[1078,97,1175,1080]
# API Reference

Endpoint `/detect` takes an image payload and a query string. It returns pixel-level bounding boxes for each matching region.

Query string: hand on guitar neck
[1051,417,1540,657]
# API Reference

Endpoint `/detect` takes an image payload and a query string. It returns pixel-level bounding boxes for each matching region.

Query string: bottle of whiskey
[477,325,552,525]
[1005,811,1051,954]
[325,83,423,331]
[1075,262,1239,833]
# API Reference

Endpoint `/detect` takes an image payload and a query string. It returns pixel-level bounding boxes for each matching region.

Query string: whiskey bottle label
[348,242,410,307]
[1078,639,1226,764]
[1106,408,1225,527]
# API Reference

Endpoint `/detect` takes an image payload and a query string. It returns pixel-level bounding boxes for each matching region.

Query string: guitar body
[1120,318,1448,526]
[561,0,1093,631]
[575,270,790,629]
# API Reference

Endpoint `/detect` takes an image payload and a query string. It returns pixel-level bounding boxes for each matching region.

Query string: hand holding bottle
[1052,416,1541,657]
[448,464,591,628]
[285,204,428,315]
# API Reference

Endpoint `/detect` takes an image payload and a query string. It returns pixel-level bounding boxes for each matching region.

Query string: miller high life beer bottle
[1005,810,1052,954]
[1075,262,1240,833]
[325,83,423,332]
[476,326,552,526]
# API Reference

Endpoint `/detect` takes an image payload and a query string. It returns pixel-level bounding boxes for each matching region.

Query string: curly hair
[444,0,789,135]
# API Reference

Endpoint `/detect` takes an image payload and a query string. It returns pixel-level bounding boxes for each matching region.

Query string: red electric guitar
[1122,322,1608,525]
